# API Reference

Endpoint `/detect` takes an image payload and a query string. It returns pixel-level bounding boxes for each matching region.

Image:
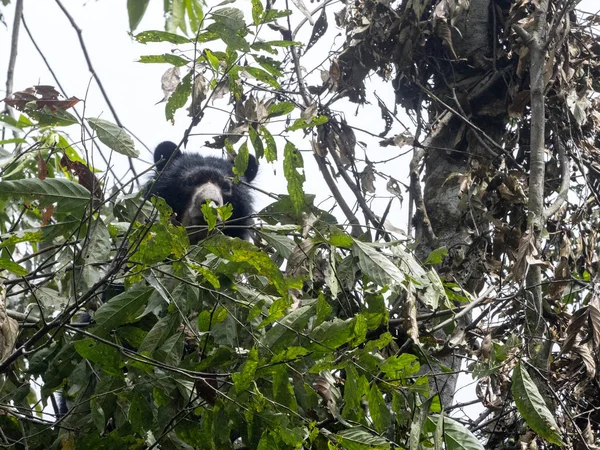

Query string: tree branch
[3,0,23,124]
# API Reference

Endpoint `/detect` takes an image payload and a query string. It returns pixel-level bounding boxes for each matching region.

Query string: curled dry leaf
[160,67,181,102]
[60,154,105,204]
[360,164,376,194]
[3,85,80,112]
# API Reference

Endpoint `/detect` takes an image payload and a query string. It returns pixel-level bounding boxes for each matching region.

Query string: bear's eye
[220,179,233,196]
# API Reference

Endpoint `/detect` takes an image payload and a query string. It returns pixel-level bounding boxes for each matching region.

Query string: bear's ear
[154,141,182,171]
[244,154,258,182]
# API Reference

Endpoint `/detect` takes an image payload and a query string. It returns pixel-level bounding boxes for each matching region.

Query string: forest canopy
[1,0,600,449]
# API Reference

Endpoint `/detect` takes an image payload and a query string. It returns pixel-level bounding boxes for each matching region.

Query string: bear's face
[149,141,258,242]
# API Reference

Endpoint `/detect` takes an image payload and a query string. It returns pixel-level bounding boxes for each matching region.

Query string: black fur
[150,141,258,241]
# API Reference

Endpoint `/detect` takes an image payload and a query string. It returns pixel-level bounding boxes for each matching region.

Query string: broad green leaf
[259,125,277,162]
[166,0,186,34]
[251,0,264,25]
[409,397,432,450]
[233,141,249,178]
[283,141,305,214]
[133,30,191,44]
[428,415,485,450]
[26,106,78,127]
[129,393,153,434]
[286,115,328,131]
[205,234,288,296]
[512,363,563,445]
[424,246,448,265]
[379,354,420,379]
[366,383,390,433]
[139,313,181,355]
[0,259,27,276]
[0,178,91,212]
[154,332,184,366]
[264,304,315,353]
[353,240,406,289]
[232,347,258,393]
[309,318,353,351]
[166,73,192,121]
[73,339,122,376]
[211,7,245,30]
[138,54,189,66]
[336,427,390,449]
[268,101,295,118]
[87,118,138,157]
[272,365,298,412]
[201,203,218,231]
[92,287,154,338]
[258,231,294,259]
[243,67,280,89]
[127,0,150,31]
[248,126,264,160]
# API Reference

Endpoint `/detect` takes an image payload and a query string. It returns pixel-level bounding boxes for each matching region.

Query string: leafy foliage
[2,0,600,449]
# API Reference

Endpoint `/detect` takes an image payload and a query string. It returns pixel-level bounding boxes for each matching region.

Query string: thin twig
[2,0,24,137]
[53,0,140,184]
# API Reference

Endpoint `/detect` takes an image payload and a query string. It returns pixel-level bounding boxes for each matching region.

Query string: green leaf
[286,115,328,131]
[283,141,305,214]
[211,25,250,52]
[353,240,407,289]
[201,203,218,231]
[428,415,484,450]
[424,246,448,265]
[264,305,315,353]
[139,313,180,355]
[244,67,281,89]
[0,259,27,276]
[205,235,288,296]
[309,318,353,352]
[259,126,277,162]
[26,106,78,127]
[73,339,122,377]
[211,7,245,30]
[204,49,220,71]
[87,118,138,157]
[154,332,184,366]
[257,231,294,259]
[248,126,264,159]
[512,363,563,445]
[409,397,432,450]
[268,101,295,118]
[315,294,332,326]
[251,0,264,25]
[0,178,91,212]
[166,0,186,34]
[232,347,258,393]
[92,287,154,338]
[138,54,189,66]
[166,72,192,121]
[272,365,298,412]
[233,141,249,178]
[336,427,390,449]
[379,354,420,379]
[129,393,153,434]
[133,30,191,44]
[127,0,150,31]
[367,383,390,433]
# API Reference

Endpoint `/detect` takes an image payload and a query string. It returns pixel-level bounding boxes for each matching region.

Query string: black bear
[149,141,258,242]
